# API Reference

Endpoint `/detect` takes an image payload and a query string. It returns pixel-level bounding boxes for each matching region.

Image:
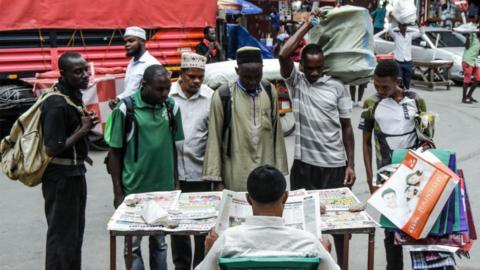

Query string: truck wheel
[280,112,295,137]
[0,84,36,139]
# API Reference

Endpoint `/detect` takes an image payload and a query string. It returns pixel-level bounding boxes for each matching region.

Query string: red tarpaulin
[0,0,217,31]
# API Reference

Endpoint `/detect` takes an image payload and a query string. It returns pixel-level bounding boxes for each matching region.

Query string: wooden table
[411,60,453,91]
[324,227,376,270]
[109,230,206,270]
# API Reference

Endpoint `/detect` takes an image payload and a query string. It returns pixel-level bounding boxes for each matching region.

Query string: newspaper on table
[310,187,360,211]
[215,189,321,237]
[108,191,222,232]
[320,211,376,231]
[172,192,222,220]
[309,188,378,231]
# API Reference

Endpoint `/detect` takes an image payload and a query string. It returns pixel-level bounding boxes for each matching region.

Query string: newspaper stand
[108,189,377,270]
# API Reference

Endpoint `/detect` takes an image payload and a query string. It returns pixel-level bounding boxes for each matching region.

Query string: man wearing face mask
[279,10,355,268]
[109,26,161,108]
[107,65,184,270]
[41,52,98,270]
[203,46,288,192]
[169,52,214,270]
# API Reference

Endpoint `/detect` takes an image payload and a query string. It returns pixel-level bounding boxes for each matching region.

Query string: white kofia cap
[181,52,207,69]
[124,26,146,40]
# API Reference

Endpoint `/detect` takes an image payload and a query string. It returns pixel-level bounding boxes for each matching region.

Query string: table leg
[342,233,349,270]
[110,234,116,270]
[127,235,133,270]
[367,230,375,270]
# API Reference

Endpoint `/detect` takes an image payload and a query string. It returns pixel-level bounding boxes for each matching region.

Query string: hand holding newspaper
[215,190,321,237]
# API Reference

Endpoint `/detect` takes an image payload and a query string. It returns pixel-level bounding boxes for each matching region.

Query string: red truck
[0,0,217,140]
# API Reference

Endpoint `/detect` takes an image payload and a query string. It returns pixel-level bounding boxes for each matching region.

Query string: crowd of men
[39,10,429,270]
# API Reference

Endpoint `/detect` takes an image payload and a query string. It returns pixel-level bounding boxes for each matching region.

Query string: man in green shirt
[107,64,184,270]
[462,31,480,103]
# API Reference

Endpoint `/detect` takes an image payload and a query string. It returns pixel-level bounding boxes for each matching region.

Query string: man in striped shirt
[279,12,355,267]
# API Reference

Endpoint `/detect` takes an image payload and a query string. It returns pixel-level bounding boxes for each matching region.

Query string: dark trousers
[396,60,414,90]
[291,160,349,268]
[42,174,87,270]
[171,181,213,270]
[384,230,403,270]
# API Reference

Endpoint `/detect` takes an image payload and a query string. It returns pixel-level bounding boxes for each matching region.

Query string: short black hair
[143,64,169,83]
[247,165,286,204]
[381,188,396,198]
[300,44,323,62]
[374,60,400,79]
[204,26,214,36]
[58,52,84,71]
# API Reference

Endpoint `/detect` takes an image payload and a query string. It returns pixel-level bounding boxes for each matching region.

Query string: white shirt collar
[170,81,209,100]
[245,216,285,227]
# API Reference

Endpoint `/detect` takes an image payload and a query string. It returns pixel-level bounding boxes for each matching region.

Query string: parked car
[374,27,466,82]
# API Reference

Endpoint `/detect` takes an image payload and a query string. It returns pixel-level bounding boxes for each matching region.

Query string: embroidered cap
[181,52,207,69]
[124,26,146,40]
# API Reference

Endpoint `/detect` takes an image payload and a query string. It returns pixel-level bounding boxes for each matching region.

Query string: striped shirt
[284,68,352,167]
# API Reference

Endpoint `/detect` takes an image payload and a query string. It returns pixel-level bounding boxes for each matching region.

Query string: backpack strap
[165,100,179,184]
[372,92,421,161]
[218,83,233,157]
[122,96,137,161]
[261,80,277,152]
[261,80,275,122]
[49,86,85,115]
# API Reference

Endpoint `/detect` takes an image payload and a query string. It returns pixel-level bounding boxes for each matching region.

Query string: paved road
[0,84,479,270]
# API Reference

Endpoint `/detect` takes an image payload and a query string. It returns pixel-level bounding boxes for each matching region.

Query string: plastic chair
[218,256,320,270]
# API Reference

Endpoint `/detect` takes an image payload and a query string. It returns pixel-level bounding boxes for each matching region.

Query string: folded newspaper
[215,190,321,237]
[108,191,222,232]
[368,150,459,240]
[141,200,170,225]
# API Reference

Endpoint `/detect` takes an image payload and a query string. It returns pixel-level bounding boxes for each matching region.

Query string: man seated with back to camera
[195,165,340,270]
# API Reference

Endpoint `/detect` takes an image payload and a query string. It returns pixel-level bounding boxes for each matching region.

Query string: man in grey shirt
[170,52,214,270]
[278,12,355,267]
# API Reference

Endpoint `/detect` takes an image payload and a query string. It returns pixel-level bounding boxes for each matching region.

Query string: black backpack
[217,80,276,157]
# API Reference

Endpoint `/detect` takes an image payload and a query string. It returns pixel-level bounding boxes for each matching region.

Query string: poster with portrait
[368,150,459,239]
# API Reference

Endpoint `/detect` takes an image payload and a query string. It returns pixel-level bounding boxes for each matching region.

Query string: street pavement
[0,84,479,270]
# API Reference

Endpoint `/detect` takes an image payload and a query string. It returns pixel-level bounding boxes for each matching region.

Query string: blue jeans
[124,235,167,270]
[396,60,413,90]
